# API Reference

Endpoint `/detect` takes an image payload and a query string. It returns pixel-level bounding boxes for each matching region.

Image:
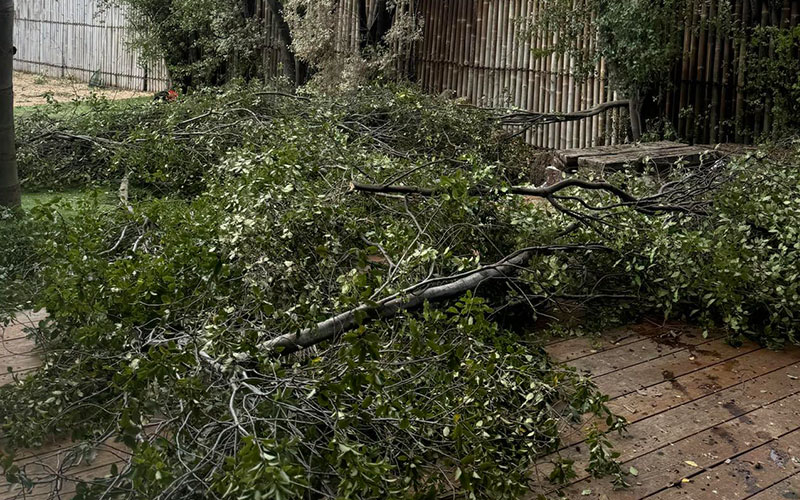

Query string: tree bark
[628,91,643,142]
[262,243,606,355]
[0,0,20,208]
[265,0,299,85]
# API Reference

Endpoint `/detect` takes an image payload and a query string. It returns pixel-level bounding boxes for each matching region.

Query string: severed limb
[261,242,609,355]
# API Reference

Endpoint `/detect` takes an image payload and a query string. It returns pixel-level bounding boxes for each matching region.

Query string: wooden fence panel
[13,0,168,92]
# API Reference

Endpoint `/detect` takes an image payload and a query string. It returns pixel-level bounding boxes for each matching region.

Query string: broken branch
[262,243,609,355]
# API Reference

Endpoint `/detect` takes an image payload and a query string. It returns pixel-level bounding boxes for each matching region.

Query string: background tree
[0,0,19,208]
[283,0,420,91]
[107,0,419,91]
[104,0,283,90]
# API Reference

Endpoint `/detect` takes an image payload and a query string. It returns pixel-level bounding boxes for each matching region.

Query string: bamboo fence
[13,0,800,147]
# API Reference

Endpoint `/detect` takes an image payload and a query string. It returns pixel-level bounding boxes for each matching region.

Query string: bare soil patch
[13,71,149,107]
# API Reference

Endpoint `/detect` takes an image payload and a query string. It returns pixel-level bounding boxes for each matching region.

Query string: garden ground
[13,71,148,108]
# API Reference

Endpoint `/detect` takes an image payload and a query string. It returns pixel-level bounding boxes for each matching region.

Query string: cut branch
[262,244,608,355]
[498,100,630,126]
[496,100,631,138]
[350,177,697,214]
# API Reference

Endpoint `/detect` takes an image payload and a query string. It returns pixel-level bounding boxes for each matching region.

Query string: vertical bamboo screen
[416,0,628,149]
[14,0,800,147]
[13,0,169,91]
[666,0,800,144]
[252,0,288,81]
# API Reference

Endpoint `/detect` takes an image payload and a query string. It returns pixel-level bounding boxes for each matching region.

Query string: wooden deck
[0,312,131,500]
[3,315,800,499]
[537,322,800,499]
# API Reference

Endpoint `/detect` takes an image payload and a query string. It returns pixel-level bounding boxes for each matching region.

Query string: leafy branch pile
[2,85,799,498]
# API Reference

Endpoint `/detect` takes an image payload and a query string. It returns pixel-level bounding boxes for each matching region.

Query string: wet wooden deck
[3,315,800,499]
[537,322,800,499]
[0,312,130,500]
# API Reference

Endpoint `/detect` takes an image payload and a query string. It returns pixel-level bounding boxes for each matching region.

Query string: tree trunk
[367,0,393,46]
[266,0,299,86]
[0,0,19,208]
[628,91,643,142]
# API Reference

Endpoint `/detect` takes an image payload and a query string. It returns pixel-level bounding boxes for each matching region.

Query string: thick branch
[352,178,635,200]
[348,178,700,215]
[498,100,630,127]
[351,172,720,215]
[261,244,607,355]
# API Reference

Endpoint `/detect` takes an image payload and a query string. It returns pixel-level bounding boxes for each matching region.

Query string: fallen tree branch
[497,100,630,138]
[498,100,630,126]
[261,243,609,355]
[350,177,697,214]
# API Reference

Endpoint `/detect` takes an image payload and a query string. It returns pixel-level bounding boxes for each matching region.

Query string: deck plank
[534,324,800,500]
[605,346,800,420]
[536,364,800,484]
[566,333,722,379]
[747,472,800,499]
[555,392,800,498]
[548,323,711,364]
[545,329,644,363]
[554,344,794,450]
[593,338,761,398]
[655,428,800,499]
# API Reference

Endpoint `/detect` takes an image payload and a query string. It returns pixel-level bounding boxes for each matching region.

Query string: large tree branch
[498,100,630,126]
[261,243,608,355]
[350,177,698,214]
[496,100,630,139]
[264,169,722,355]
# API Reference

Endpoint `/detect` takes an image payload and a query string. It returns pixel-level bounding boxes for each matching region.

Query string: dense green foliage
[746,26,800,137]
[525,0,699,98]
[0,209,40,317]
[2,86,799,498]
[628,150,800,347]
[99,0,271,89]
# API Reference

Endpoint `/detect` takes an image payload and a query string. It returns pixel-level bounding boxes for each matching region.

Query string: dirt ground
[14,71,149,107]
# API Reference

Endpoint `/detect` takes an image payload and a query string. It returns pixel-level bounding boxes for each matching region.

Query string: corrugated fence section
[13,0,168,91]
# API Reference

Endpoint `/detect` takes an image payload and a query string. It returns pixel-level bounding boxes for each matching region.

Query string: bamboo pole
[488,0,501,106]
[466,0,477,99]
[598,58,607,146]
[547,33,559,148]
[686,0,700,142]
[695,0,709,143]
[496,0,509,105]
[734,0,749,143]
[475,0,489,103]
